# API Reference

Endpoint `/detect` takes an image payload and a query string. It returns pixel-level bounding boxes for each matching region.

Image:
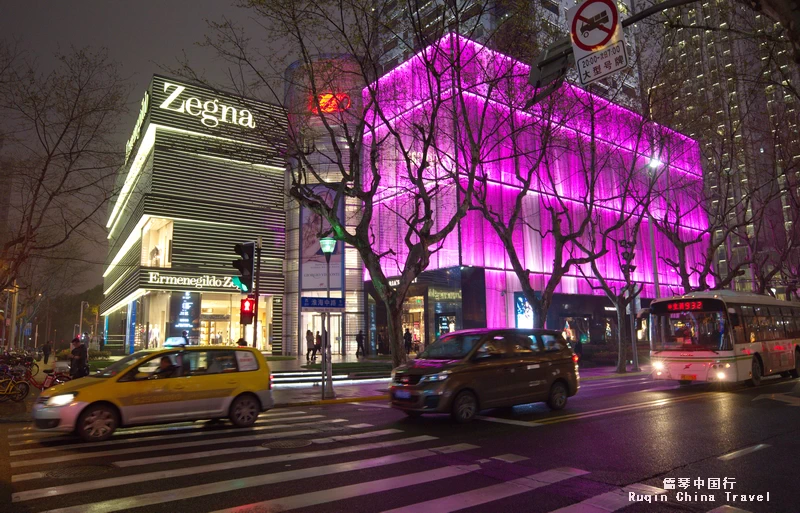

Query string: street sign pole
[253,236,262,349]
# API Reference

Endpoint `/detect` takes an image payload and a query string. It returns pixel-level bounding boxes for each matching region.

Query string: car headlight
[420,371,450,383]
[653,361,665,371]
[46,393,77,407]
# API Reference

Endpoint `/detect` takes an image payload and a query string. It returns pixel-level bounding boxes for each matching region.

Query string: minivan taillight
[572,354,579,363]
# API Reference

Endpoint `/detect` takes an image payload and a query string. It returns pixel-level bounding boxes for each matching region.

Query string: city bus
[648,290,800,385]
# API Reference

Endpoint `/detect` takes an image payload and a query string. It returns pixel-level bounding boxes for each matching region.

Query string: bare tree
[0,42,128,291]
[195,0,540,366]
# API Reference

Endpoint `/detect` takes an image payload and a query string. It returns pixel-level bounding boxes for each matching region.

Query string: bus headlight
[653,361,665,371]
[716,371,725,380]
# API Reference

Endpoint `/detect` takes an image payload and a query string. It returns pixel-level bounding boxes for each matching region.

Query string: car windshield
[418,334,482,360]
[651,311,731,352]
[90,351,151,378]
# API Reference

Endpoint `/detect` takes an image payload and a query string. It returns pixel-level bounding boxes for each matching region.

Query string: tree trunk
[386,301,408,368]
[615,303,627,373]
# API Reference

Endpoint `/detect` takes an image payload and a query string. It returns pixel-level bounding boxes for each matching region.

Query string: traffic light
[240,296,255,325]
[232,242,255,292]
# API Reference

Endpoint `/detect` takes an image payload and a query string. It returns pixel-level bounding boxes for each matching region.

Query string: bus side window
[730,307,746,345]
[741,306,756,343]
[787,308,800,338]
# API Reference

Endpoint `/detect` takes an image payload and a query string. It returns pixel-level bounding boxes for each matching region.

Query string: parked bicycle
[23,367,71,393]
[0,365,30,402]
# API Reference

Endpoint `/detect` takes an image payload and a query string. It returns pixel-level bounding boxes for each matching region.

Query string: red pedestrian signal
[240,297,255,325]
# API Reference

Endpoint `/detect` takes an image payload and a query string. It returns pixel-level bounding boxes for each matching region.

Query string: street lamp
[320,236,337,399]
[79,301,89,342]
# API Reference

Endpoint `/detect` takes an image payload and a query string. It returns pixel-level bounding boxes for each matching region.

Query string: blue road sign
[301,297,345,311]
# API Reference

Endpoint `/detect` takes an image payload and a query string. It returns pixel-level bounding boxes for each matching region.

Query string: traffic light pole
[253,236,262,349]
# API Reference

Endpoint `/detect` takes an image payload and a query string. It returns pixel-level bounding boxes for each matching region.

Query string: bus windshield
[651,311,731,352]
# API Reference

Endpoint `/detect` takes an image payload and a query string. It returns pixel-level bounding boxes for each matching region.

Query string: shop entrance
[301,312,343,355]
[402,296,425,354]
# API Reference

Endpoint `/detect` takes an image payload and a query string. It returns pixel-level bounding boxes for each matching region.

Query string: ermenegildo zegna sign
[147,272,239,290]
[145,75,286,149]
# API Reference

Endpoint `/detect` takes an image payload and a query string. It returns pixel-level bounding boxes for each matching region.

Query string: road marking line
[350,401,392,408]
[718,444,770,461]
[492,454,529,463]
[6,410,309,440]
[312,428,400,444]
[707,506,752,513]
[9,413,326,447]
[476,416,542,427]
[381,467,589,513]
[10,420,348,467]
[12,436,440,502]
[209,464,482,513]
[13,428,316,469]
[9,416,332,455]
[535,393,723,425]
[32,442,472,511]
[550,483,666,512]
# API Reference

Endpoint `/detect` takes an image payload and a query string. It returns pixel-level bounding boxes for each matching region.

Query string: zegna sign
[159,82,256,129]
[148,272,239,289]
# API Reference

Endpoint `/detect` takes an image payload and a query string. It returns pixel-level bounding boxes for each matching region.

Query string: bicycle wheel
[0,378,11,403]
[11,381,30,402]
[29,363,39,376]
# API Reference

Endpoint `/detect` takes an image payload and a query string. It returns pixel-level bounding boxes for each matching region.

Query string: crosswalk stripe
[475,416,542,427]
[12,428,316,469]
[350,401,392,409]
[549,483,666,512]
[5,410,310,440]
[31,441,472,511]
[9,414,327,448]
[9,416,334,456]
[381,467,589,513]
[208,464,482,513]
[12,436,440,502]
[311,428,401,444]
[718,444,770,461]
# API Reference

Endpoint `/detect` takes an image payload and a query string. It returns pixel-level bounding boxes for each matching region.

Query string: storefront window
[141,217,173,268]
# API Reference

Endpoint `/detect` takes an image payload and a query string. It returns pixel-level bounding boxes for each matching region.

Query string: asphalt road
[1,372,799,513]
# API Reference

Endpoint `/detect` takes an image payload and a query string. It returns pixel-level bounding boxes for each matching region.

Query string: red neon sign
[309,92,351,114]
[666,301,704,312]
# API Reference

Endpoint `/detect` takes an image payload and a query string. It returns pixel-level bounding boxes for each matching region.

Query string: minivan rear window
[419,334,482,359]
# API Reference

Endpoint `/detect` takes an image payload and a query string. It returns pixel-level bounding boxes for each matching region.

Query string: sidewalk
[266,354,389,372]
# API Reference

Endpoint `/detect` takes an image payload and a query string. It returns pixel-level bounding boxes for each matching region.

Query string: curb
[581,371,649,382]
[273,394,389,408]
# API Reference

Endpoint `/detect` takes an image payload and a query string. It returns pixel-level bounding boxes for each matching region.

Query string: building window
[142,218,174,268]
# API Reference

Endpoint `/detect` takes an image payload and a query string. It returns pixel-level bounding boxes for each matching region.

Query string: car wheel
[11,382,30,402]
[77,404,118,442]
[404,410,423,418]
[547,381,568,411]
[790,350,800,379]
[746,357,762,387]
[451,390,478,423]
[229,394,260,427]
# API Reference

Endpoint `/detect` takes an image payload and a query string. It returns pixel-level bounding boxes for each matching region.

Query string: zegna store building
[100,75,287,355]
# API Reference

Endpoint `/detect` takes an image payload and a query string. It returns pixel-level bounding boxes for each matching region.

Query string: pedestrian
[69,337,88,379]
[404,328,412,355]
[314,331,322,361]
[306,330,317,362]
[42,340,52,365]
[182,330,190,346]
[356,330,366,358]
[237,338,248,347]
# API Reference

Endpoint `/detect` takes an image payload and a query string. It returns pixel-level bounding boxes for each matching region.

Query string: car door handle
[227,380,237,385]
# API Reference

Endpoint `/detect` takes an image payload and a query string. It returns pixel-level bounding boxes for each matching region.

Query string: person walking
[404,328,413,355]
[69,337,89,379]
[306,330,315,361]
[356,330,366,358]
[42,340,52,365]
[314,331,322,361]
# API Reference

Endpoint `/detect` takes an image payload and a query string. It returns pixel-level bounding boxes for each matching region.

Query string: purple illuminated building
[362,34,708,350]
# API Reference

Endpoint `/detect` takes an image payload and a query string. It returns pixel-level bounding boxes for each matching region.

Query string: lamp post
[79,301,89,342]
[319,236,337,399]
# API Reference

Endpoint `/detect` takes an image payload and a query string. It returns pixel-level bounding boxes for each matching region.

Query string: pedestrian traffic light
[240,296,255,325]
[232,242,255,292]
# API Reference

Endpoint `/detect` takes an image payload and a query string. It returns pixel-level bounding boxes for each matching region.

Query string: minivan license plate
[394,390,411,399]
[680,374,696,381]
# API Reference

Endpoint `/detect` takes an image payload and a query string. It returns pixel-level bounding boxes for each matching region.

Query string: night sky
[3,1,264,289]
